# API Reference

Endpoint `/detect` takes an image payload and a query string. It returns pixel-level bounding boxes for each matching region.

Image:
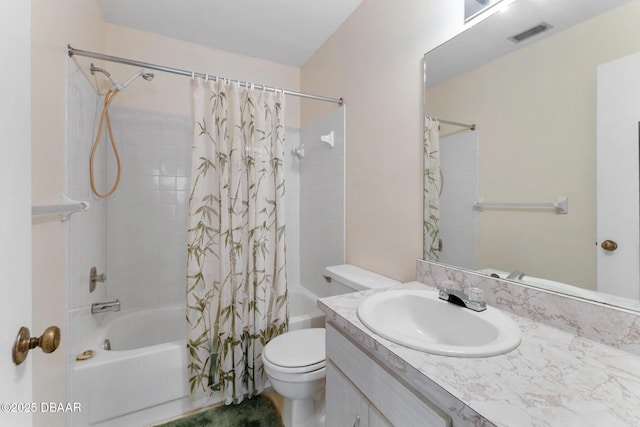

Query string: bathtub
[288,285,325,330]
[71,305,189,426]
[71,287,324,426]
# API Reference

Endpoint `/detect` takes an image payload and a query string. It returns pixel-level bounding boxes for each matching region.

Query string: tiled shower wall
[300,107,346,297]
[285,128,301,287]
[438,130,478,270]
[105,108,192,309]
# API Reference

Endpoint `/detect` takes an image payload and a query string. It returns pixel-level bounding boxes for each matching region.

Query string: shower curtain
[424,117,441,261]
[187,78,288,405]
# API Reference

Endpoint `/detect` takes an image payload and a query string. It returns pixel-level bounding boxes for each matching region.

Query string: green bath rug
[156,395,284,427]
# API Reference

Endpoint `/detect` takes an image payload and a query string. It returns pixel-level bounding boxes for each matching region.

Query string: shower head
[90,63,111,77]
[91,63,122,90]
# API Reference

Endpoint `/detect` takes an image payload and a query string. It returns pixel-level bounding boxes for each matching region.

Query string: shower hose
[90,88,121,198]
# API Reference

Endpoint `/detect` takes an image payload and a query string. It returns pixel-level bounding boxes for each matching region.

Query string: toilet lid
[263,328,325,368]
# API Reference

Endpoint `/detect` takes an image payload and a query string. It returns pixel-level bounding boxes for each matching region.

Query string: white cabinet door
[326,325,451,427]
[326,361,369,427]
[326,361,393,427]
[368,404,393,427]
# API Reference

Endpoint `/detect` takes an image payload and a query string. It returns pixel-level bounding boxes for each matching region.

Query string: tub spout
[91,299,121,314]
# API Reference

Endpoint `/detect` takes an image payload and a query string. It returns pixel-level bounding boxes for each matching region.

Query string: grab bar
[32,193,90,222]
[474,195,568,214]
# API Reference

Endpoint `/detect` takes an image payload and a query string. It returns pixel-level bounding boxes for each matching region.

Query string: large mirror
[464,0,511,22]
[424,0,640,310]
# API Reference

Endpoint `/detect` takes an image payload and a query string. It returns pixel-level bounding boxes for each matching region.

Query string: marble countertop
[318,281,640,427]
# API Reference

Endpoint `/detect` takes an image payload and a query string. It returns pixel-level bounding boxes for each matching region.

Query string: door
[596,51,640,299]
[1,1,33,426]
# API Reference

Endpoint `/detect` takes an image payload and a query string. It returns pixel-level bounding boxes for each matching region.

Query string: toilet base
[282,389,325,427]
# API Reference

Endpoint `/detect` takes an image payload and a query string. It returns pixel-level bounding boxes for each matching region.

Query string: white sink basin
[357,289,522,357]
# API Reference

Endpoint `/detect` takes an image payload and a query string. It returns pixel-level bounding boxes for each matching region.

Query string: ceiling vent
[509,22,553,43]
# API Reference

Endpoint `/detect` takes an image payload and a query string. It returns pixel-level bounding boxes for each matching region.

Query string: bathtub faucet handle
[90,266,107,293]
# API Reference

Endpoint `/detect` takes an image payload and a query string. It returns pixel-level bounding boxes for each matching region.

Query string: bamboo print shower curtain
[424,117,441,261]
[187,79,288,405]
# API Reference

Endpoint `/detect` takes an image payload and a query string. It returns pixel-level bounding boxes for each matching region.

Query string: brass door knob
[12,326,61,366]
[601,240,618,252]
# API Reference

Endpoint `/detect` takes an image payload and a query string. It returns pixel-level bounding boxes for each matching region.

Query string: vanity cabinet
[326,361,391,426]
[326,324,452,427]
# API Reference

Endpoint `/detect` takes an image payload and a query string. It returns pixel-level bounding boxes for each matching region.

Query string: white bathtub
[72,305,190,426]
[288,286,325,330]
[72,287,324,426]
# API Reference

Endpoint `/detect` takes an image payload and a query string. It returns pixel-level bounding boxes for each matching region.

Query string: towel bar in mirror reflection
[473,196,568,214]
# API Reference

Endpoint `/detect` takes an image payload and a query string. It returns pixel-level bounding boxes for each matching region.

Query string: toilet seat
[263,328,325,374]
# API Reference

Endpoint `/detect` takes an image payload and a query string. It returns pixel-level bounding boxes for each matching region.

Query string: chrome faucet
[506,271,525,280]
[91,299,121,314]
[438,281,486,312]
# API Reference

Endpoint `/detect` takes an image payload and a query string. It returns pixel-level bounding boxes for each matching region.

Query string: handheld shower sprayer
[88,63,155,198]
[119,69,155,89]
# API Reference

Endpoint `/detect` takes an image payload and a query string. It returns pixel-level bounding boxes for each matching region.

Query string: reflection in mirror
[424,0,640,311]
[464,0,511,23]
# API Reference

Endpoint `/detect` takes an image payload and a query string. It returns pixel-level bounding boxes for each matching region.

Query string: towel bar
[32,193,90,221]
[473,196,568,214]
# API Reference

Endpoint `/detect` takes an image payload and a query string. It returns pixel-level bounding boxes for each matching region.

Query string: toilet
[262,264,400,427]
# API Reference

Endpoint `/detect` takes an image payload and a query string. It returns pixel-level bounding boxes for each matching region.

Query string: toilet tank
[323,264,400,295]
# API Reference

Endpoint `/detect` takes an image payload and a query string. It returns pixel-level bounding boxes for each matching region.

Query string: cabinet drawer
[326,324,452,427]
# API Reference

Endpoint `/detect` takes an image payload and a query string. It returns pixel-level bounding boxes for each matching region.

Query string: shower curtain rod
[428,117,476,131]
[68,45,344,106]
